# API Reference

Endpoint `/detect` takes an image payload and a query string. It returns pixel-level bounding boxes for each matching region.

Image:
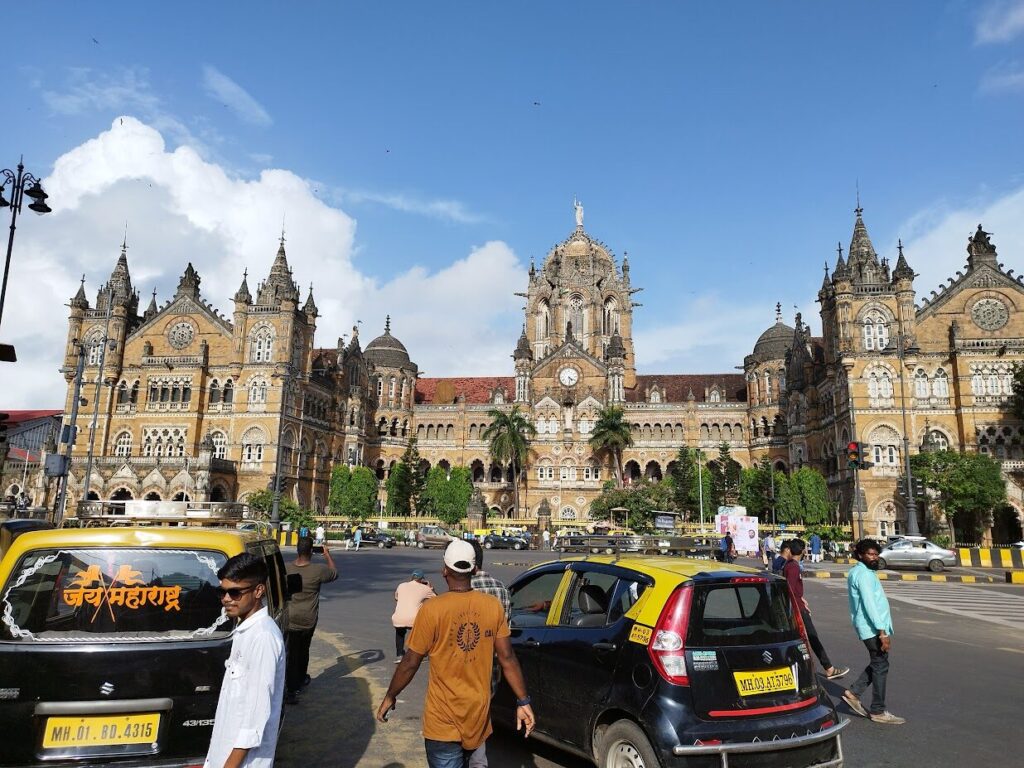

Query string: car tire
[417,541,424,549]
[928,559,944,573]
[877,557,887,570]
[513,542,522,550]
[485,541,493,549]
[600,719,660,768]
[378,542,385,549]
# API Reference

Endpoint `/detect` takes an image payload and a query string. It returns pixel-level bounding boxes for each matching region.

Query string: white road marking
[815,580,1024,631]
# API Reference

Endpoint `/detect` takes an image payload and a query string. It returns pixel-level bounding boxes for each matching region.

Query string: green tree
[669,447,712,522]
[401,439,426,513]
[482,405,536,517]
[790,467,832,525]
[774,473,802,524]
[738,457,775,519]
[328,465,351,514]
[589,478,674,532]
[911,450,1007,544]
[589,406,633,487]
[247,489,313,530]
[342,466,379,522]
[385,461,414,515]
[420,465,474,528]
[707,443,741,508]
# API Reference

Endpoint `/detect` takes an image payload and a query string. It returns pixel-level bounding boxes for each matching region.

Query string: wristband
[516,696,532,707]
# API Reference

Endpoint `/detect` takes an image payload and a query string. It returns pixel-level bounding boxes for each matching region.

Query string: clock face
[971,298,1009,331]
[559,367,579,387]
[167,321,195,349]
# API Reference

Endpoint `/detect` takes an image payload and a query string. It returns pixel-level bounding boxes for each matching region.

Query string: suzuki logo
[762,651,773,664]
[99,682,114,696]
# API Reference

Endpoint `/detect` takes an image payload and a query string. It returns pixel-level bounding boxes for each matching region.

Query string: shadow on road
[486,726,592,768]
[277,649,396,768]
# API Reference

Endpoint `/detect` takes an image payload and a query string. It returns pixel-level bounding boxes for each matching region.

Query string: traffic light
[896,477,907,497]
[913,478,926,497]
[847,441,861,469]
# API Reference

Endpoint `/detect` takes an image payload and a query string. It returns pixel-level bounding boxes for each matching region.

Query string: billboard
[714,507,759,554]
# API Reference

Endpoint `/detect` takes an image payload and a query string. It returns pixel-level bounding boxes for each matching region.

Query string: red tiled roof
[415,377,515,405]
[1,410,62,426]
[628,374,746,404]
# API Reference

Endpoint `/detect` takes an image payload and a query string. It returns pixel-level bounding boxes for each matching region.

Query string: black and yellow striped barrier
[806,570,1001,583]
[277,530,299,547]
[1005,571,1024,585]
[957,547,1024,569]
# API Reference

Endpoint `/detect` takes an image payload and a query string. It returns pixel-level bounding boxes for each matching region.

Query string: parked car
[492,555,846,768]
[483,533,527,550]
[0,512,295,768]
[360,529,396,548]
[416,525,454,549]
[878,537,957,572]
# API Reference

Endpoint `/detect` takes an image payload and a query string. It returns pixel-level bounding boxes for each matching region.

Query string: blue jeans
[424,739,472,768]
[850,636,889,714]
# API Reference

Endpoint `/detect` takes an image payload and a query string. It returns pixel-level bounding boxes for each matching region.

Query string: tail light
[648,583,694,686]
[791,593,811,645]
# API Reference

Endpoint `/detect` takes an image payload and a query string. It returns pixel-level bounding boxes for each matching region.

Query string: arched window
[868,425,900,465]
[536,299,550,339]
[560,506,577,521]
[862,310,889,351]
[211,431,228,460]
[603,297,618,334]
[85,330,103,365]
[709,389,721,403]
[209,380,221,404]
[376,376,384,398]
[567,295,585,337]
[764,370,772,404]
[114,431,132,457]
[650,390,661,404]
[926,429,949,451]
[222,379,233,404]
[117,381,129,404]
[248,326,274,363]
[933,369,949,399]
[242,426,266,464]
[914,369,929,399]
[248,377,268,405]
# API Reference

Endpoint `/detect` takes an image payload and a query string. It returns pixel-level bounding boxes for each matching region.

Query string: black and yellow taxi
[493,555,846,768]
[0,503,291,768]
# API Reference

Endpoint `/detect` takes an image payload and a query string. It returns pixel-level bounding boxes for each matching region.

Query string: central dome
[750,320,795,363]
[365,317,413,369]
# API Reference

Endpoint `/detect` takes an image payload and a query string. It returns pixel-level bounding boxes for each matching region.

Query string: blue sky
[2,1,1024,407]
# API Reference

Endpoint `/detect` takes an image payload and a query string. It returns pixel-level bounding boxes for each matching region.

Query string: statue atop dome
[574,197,584,228]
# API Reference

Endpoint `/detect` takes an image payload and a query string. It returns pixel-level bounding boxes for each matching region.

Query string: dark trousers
[424,739,472,768]
[396,626,410,658]
[800,609,833,671]
[286,627,315,694]
[850,636,889,715]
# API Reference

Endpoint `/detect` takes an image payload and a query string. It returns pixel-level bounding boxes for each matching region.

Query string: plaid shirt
[471,570,511,622]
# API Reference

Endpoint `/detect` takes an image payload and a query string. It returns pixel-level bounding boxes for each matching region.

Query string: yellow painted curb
[1006,571,1024,585]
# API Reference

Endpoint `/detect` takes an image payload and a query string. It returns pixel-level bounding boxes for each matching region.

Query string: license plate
[733,667,796,696]
[42,713,160,748]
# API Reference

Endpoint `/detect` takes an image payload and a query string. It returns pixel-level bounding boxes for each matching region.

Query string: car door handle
[592,642,617,652]
[522,639,541,648]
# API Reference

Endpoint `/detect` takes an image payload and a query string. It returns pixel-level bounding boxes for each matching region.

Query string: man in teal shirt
[843,539,904,724]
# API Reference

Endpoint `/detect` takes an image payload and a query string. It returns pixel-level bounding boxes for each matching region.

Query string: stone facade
[29,206,1024,539]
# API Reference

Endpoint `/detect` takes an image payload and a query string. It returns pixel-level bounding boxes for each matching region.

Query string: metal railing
[74,500,250,526]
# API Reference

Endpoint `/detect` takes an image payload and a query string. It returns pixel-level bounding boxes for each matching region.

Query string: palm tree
[589,405,633,488]
[482,405,536,519]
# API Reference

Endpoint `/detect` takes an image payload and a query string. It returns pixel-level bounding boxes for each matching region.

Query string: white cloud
[980,62,1024,91]
[201,66,272,127]
[0,117,525,408]
[889,186,1024,301]
[333,188,484,224]
[976,0,1024,44]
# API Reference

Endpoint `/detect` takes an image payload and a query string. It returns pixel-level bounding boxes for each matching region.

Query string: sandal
[827,666,850,680]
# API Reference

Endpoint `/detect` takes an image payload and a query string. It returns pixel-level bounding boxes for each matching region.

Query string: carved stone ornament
[168,321,196,349]
[971,298,1009,331]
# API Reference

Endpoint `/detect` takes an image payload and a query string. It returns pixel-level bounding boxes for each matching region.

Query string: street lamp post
[53,346,87,524]
[81,302,116,506]
[887,333,922,537]
[696,448,705,530]
[271,365,297,530]
[0,159,52,360]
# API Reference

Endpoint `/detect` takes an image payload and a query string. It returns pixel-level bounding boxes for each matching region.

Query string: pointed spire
[71,274,89,309]
[775,302,783,323]
[234,269,252,304]
[107,237,134,307]
[513,324,533,361]
[257,233,299,305]
[820,262,831,293]
[384,314,391,334]
[303,283,319,316]
[848,204,879,268]
[144,288,158,319]
[833,241,850,281]
[892,238,914,281]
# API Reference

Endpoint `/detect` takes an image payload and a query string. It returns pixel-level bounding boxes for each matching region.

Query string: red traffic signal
[847,441,861,468]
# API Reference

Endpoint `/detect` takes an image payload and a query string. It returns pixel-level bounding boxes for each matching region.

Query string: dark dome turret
[364,316,414,369]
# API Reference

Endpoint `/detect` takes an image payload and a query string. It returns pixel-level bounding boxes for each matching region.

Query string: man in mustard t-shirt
[376,540,535,768]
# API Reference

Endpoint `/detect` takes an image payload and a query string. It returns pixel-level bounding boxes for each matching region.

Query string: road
[275,546,1024,768]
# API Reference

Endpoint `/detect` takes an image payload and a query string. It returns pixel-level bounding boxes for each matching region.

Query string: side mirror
[286,573,302,599]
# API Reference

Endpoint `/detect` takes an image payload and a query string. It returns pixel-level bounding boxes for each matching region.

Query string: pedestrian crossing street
[817,579,1024,632]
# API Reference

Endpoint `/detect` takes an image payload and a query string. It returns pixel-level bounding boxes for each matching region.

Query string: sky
[1,1,1023,408]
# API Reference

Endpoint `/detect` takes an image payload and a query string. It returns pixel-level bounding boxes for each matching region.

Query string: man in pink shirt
[392,569,435,662]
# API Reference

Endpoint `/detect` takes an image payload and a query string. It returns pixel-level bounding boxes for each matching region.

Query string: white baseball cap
[443,539,476,574]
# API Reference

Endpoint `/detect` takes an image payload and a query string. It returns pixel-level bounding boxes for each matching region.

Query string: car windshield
[687,581,800,647]
[1,547,230,643]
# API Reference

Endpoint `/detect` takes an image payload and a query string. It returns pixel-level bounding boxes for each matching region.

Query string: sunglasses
[216,585,258,600]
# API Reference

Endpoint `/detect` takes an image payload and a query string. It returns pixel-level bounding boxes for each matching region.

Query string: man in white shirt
[204,553,286,768]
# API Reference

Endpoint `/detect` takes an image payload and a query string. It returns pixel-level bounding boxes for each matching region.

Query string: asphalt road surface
[275,546,1024,768]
